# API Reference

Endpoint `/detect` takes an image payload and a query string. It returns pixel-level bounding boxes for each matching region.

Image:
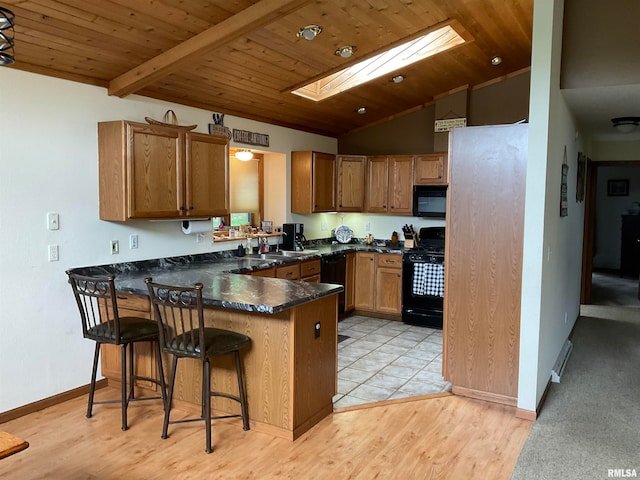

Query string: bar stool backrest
[145,278,206,361]
[67,272,121,344]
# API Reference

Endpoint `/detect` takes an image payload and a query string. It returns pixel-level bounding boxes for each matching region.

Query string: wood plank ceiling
[3,0,533,137]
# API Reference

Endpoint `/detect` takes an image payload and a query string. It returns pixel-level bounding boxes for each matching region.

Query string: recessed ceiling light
[391,74,405,83]
[490,55,502,66]
[356,106,367,114]
[297,24,322,41]
[293,24,465,102]
[335,45,357,58]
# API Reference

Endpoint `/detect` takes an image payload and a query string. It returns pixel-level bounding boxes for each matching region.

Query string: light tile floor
[333,315,452,409]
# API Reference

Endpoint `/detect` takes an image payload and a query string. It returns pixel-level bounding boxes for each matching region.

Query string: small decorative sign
[560,146,568,217]
[232,128,270,147]
[434,117,467,132]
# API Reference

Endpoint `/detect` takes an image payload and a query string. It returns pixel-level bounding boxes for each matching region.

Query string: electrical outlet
[129,234,138,249]
[365,222,371,232]
[111,240,119,255]
[321,221,328,231]
[47,212,60,230]
[48,244,59,262]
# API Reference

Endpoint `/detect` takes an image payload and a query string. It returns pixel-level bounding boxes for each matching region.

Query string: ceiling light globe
[235,150,254,161]
[336,46,356,58]
[297,25,322,41]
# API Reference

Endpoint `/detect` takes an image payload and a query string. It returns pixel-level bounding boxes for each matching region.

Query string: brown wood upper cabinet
[365,155,413,214]
[291,151,336,214]
[336,155,366,212]
[98,120,229,221]
[414,153,448,185]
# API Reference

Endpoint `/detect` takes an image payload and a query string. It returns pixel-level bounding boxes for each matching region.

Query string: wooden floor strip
[0,387,531,479]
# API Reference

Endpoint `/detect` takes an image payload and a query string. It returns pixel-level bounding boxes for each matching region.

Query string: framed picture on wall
[607,179,629,196]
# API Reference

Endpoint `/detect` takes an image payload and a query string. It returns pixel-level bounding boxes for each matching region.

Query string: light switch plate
[47,212,60,230]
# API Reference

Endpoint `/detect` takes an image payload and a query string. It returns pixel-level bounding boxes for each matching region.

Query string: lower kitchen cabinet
[276,263,300,280]
[300,259,321,282]
[345,252,356,312]
[251,267,276,277]
[354,252,402,316]
[374,254,402,314]
[100,293,157,391]
[354,252,376,311]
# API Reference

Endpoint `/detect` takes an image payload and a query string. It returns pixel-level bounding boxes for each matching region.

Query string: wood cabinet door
[375,267,402,314]
[251,267,276,277]
[388,155,413,214]
[414,153,447,184]
[276,264,301,280]
[185,133,229,217]
[345,252,356,311]
[365,156,389,212]
[354,252,376,311]
[312,152,336,212]
[337,155,366,211]
[127,123,182,218]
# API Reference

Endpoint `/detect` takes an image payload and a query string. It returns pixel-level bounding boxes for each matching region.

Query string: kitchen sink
[255,250,319,259]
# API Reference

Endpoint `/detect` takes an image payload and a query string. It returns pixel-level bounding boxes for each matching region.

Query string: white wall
[519,0,585,412]
[0,68,336,413]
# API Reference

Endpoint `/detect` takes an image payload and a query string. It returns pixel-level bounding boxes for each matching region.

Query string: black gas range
[402,227,445,328]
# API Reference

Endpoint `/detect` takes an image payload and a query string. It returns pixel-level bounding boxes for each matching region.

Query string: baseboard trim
[0,379,108,424]
[452,386,517,407]
[351,310,402,321]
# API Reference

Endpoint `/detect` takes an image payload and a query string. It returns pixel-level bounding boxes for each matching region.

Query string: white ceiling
[563,85,640,142]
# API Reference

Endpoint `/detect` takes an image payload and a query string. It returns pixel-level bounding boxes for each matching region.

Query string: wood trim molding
[108,0,313,97]
[0,379,108,424]
[452,386,518,407]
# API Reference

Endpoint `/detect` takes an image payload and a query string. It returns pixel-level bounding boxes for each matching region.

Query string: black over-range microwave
[412,185,447,218]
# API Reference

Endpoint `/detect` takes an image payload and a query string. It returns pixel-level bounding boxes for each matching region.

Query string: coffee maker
[282,223,305,251]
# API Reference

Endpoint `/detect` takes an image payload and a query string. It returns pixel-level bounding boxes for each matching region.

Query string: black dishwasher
[321,253,346,314]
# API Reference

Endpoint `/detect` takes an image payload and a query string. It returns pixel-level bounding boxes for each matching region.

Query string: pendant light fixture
[0,6,15,65]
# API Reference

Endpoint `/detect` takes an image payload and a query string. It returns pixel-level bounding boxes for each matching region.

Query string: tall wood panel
[444,124,527,406]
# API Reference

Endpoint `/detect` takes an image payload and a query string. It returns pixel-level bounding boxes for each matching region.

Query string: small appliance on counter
[282,223,306,251]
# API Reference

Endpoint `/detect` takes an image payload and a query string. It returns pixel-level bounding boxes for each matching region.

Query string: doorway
[581,160,640,306]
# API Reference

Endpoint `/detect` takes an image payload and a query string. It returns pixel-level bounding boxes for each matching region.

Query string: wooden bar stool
[67,271,167,431]
[145,277,250,454]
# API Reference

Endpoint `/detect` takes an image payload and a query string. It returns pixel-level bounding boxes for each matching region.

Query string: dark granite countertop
[68,242,403,314]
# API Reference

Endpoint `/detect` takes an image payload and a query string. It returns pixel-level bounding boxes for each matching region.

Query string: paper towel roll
[181,220,212,235]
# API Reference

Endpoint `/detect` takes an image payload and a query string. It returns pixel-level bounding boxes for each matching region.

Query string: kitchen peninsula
[69,253,344,440]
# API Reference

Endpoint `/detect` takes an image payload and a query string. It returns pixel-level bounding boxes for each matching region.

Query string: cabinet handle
[188,206,194,210]
[179,206,185,211]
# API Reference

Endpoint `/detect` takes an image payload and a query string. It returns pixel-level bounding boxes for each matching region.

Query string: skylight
[292,24,466,102]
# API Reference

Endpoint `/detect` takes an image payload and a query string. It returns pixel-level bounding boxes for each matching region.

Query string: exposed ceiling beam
[108,0,313,97]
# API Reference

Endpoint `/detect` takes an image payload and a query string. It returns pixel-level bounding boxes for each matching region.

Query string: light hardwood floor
[0,387,531,479]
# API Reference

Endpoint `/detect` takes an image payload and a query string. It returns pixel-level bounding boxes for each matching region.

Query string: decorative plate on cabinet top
[335,225,353,244]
